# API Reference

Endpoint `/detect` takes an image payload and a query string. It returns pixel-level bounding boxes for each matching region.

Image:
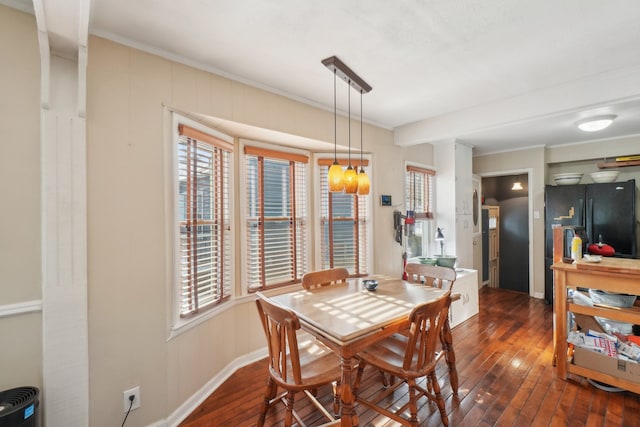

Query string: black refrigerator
[544,179,637,303]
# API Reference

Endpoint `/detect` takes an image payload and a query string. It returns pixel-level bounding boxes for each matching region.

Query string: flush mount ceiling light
[575,115,617,132]
[322,56,372,194]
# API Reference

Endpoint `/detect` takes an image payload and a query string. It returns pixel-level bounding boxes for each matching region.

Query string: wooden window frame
[406,165,435,219]
[175,123,233,321]
[244,145,309,291]
[318,161,370,276]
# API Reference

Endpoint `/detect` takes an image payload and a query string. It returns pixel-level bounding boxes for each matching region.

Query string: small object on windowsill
[562,257,574,264]
[363,279,378,291]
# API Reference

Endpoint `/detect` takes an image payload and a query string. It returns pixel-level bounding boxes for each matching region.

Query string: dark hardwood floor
[180,287,640,426]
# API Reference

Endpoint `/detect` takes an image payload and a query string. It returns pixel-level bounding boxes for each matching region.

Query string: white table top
[268,275,450,344]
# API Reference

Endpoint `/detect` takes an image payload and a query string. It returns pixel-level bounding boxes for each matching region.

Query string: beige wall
[473,146,546,297]
[0,5,42,391]
[86,36,432,426]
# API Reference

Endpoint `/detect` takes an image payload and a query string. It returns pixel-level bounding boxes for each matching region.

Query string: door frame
[477,168,534,298]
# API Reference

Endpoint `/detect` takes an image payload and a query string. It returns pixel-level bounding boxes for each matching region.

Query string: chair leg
[407,378,419,427]
[333,380,342,416]
[257,377,277,427]
[429,372,449,426]
[379,370,389,388]
[441,320,459,394]
[283,391,295,427]
[352,362,366,396]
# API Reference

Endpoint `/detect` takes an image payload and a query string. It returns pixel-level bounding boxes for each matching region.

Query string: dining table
[265,275,457,427]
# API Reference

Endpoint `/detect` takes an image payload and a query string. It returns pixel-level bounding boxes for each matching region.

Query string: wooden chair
[301,267,349,290]
[404,263,460,394]
[255,292,341,427]
[405,263,457,290]
[353,292,452,426]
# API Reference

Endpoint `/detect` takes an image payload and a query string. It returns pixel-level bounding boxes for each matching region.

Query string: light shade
[512,181,523,190]
[328,162,345,192]
[357,168,370,195]
[343,166,358,194]
[576,115,617,132]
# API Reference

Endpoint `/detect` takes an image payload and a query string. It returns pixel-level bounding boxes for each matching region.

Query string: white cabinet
[450,269,479,328]
[455,214,473,268]
[455,143,473,215]
[435,141,474,268]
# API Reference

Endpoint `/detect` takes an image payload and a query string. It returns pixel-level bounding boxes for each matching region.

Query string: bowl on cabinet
[418,257,438,266]
[434,255,457,268]
[590,171,619,183]
[553,173,583,185]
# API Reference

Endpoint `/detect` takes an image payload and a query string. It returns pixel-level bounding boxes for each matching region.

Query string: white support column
[40,45,89,427]
[34,0,91,424]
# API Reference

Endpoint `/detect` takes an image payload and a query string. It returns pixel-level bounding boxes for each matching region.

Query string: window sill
[167,283,303,341]
[168,298,237,341]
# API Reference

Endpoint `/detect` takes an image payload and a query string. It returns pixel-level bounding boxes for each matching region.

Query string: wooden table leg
[339,356,359,426]
[441,319,459,394]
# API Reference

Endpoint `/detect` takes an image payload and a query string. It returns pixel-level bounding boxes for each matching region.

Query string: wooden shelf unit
[597,160,640,169]
[552,227,640,394]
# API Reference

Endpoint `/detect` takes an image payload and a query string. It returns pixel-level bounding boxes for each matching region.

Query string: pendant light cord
[360,90,363,170]
[347,79,351,166]
[333,69,337,162]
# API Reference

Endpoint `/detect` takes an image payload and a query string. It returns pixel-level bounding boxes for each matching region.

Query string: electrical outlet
[123,386,141,412]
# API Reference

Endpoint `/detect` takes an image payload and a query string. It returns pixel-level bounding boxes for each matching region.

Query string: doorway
[481,174,530,294]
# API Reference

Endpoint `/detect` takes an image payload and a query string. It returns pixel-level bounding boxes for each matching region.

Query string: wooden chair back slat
[405,263,457,290]
[301,267,349,290]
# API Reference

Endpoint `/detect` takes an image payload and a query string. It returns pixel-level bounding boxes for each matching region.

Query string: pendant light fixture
[322,56,372,195]
[327,68,345,192]
[343,80,358,194]
[511,175,523,190]
[357,89,370,195]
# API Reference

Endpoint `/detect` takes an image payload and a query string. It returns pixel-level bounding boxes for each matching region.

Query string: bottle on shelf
[571,235,583,262]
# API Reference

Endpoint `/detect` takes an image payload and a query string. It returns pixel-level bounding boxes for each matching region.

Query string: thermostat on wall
[380,195,392,206]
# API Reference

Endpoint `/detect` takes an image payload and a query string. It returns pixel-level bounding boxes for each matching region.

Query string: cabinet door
[489,230,498,260]
[450,270,479,328]
[489,263,498,288]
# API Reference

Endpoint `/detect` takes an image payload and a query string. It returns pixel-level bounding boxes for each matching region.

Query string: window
[405,165,435,219]
[245,146,308,291]
[318,159,370,276]
[176,124,233,318]
[405,165,435,258]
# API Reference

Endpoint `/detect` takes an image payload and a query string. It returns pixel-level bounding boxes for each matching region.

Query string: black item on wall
[544,179,637,304]
[0,386,39,427]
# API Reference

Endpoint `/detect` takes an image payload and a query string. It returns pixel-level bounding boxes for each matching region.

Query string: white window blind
[177,124,232,317]
[319,162,369,276]
[405,165,435,219]
[245,147,308,291]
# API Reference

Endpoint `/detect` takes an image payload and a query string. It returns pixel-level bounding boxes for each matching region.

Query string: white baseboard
[533,291,545,300]
[154,347,268,427]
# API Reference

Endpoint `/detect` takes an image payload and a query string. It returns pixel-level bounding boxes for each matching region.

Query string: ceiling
[8,0,640,155]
